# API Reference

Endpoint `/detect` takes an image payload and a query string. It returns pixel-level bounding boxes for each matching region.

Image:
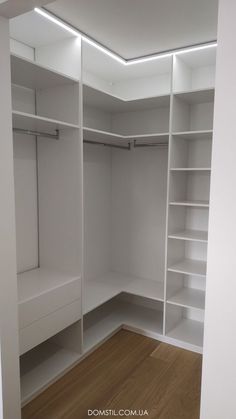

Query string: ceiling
[46,0,219,59]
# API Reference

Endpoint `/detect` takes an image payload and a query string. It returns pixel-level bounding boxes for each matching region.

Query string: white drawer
[19,299,81,355]
[18,269,81,329]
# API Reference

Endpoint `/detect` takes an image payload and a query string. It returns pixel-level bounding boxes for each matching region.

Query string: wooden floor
[22,330,202,419]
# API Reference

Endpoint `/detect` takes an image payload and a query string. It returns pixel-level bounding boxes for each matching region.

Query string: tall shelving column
[164,47,216,352]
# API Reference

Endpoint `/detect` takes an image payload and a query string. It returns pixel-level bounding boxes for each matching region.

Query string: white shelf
[168,229,208,242]
[11,54,79,90]
[83,127,169,146]
[170,167,211,172]
[127,132,169,144]
[83,84,170,112]
[83,126,125,144]
[12,111,79,134]
[124,277,164,301]
[20,341,80,404]
[17,268,80,304]
[172,130,213,140]
[167,318,204,348]
[169,200,209,208]
[83,301,163,352]
[83,272,164,314]
[168,259,207,277]
[174,87,214,104]
[167,288,205,310]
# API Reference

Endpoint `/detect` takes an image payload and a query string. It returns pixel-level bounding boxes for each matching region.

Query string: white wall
[200,1,236,418]
[0,17,21,419]
[111,147,168,281]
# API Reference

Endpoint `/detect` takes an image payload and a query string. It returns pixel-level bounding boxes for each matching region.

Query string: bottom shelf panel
[167,318,204,348]
[83,299,163,352]
[20,341,80,404]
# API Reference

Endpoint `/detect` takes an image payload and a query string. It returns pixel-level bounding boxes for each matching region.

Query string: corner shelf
[83,272,164,314]
[168,259,207,277]
[83,127,169,146]
[168,229,208,243]
[83,126,125,145]
[83,300,163,353]
[12,110,79,135]
[11,54,79,90]
[167,288,205,310]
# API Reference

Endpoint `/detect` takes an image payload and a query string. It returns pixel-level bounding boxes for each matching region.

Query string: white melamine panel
[20,341,80,405]
[168,229,208,242]
[84,84,170,113]
[11,54,78,91]
[171,135,212,169]
[169,200,209,208]
[167,288,205,310]
[19,300,81,355]
[201,1,236,418]
[111,147,168,281]
[84,271,164,314]
[83,126,169,147]
[13,134,38,272]
[10,39,34,61]
[111,107,170,135]
[37,129,82,275]
[167,317,204,348]
[84,144,112,280]
[169,172,211,204]
[168,259,207,277]
[0,17,21,419]
[12,111,79,133]
[111,73,171,100]
[36,84,80,125]
[12,84,35,115]
[35,37,82,81]
[18,268,81,328]
[172,96,214,132]
[83,298,163,352]
[83,106,112,132]
[174,49,216,92]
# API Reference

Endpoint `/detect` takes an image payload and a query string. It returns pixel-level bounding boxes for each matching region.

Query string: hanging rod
[13,128,59,140]
[133,141,168,148]
[84,139,131,150]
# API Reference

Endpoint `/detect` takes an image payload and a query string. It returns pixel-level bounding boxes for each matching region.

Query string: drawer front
[19,278,81,329]
[19,299,81,355]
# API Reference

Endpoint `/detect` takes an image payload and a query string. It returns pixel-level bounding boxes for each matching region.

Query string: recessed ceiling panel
[47,0,218,59]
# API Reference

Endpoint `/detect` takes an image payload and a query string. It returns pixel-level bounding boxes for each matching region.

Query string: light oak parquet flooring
[22,330,202,419]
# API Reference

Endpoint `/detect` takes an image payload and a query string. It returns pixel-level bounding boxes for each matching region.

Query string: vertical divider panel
[163,55,174,335]
[36,36,83,354]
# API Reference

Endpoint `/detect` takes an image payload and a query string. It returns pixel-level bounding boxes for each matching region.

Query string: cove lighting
[34,8,79,37]
[82,36,126,65]
[177,42,217,55]
[34,7,217,66]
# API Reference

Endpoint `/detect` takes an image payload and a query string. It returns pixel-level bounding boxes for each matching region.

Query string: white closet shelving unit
[10,11,83,405]
[8,8,216,406]
[82,39,171,351]
[165,48,215,350]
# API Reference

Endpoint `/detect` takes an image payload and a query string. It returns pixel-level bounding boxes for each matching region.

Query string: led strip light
[35,7,217,66]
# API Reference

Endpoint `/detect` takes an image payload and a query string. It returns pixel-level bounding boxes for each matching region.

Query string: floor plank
[22,331,202,419]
